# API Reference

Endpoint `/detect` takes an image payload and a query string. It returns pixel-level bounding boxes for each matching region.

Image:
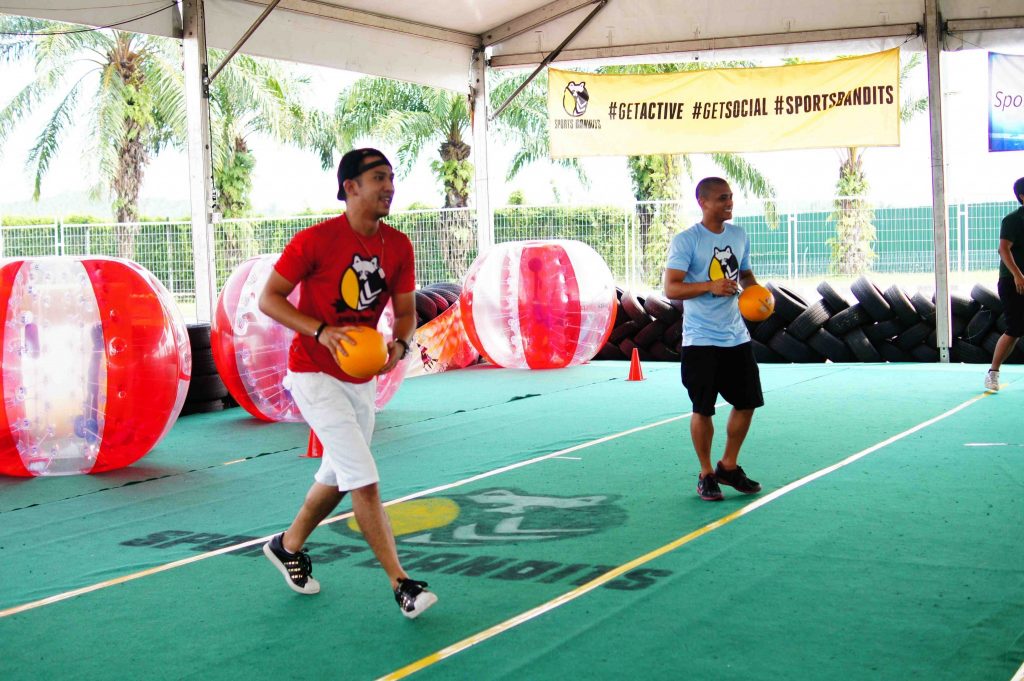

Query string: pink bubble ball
[212,255,411,422]
[459,240,617,369]
[0,257,190,476]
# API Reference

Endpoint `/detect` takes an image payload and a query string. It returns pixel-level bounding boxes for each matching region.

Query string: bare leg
[690,414,715,477]
[350,482,408,589]
[989,334,1020,373]
[282,482,345,553]
[720,408,755,469]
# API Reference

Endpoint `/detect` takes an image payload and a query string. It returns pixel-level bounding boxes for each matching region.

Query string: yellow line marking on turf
[0,408,711,619]
[377,390,996,680]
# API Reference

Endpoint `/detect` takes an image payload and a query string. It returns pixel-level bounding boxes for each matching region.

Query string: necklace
[348,219,386,268]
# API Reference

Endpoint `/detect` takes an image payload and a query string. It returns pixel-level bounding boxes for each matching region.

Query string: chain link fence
[1,197,1016,318]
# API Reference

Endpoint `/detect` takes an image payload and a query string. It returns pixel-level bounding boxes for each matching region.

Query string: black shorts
[998,277,1024,337]
[680,342,764,416]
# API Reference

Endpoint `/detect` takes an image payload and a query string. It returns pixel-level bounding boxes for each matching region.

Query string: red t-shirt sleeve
[273,228,314,285]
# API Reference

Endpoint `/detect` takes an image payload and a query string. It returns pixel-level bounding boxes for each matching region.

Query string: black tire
[824,303,870,336]
[910,291,935,322]
[186,373,229,401]
[429,282,463,298]
[191,350,218,376]
[970,283,1002,313]
[595,343,627,360]
[786,299,832,341]
[843,327,882,362]
[807,328,854,363]
[664,318,683,346]
[643,293,681,324]
[634,320,668,349]
[864,319,906,344]
[414,292,437,326]
[883,285,919,326]
[765,282,807,323]
[618,338,651,362]
[982,331,1001,355]
[895,322,933,351]
[180,398,227,416]
[752,339,785,364]
[910,344,939,362]
[963,308,997,344]
[949,293,978,321]
[648,341,680,362]
[608,320,640,345]
[850,276,893,322]
[878,340,913,362]
[424,290,450,313]
[187,323,212,350]
[952,338,990,364]
[768,330,822,363]
[751,315,785,344]
[426,285,460,306]
[816,281,850,313]
[620,290,652,327]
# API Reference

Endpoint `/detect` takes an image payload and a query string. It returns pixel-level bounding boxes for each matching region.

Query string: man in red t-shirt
[258,148,436,618]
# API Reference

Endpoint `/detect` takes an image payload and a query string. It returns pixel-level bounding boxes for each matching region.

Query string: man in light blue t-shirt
[664,177,765,502]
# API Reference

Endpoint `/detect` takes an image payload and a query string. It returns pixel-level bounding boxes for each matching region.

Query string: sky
[0,43,1022,219]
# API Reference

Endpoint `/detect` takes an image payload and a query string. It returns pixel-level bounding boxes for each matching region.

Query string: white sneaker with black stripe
[263,533,320,595]
[394,578,437,619]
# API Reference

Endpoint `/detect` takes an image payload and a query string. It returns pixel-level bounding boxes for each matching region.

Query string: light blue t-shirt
[666,222,752,347]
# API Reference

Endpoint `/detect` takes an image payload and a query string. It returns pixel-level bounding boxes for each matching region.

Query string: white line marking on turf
[377,390,996,680]
[0,407,714,618]
[1011,659,1024,681]
[551,456,582,460]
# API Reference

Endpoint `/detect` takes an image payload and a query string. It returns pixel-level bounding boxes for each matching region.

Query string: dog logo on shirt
[337,254,386,312]
[708,246,739,281]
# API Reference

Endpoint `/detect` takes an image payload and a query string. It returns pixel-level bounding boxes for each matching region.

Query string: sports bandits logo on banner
[562,81,590,116]
[333,488,627,547]
[547,48,901,157]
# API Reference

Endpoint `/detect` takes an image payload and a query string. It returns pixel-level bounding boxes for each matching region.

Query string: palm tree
[829,53,928,274]
[0,15,184,257]
[208,52,310,219]
[305,75,580,278]
[0,17,313,259]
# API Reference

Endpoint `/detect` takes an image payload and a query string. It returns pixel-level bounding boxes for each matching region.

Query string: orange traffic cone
[303,430,323,458]
[627,347,644,381]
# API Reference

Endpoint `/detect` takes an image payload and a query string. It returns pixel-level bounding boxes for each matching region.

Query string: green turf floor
[0,362,1021,680]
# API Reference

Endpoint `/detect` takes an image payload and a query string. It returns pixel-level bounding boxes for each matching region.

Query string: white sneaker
[984,370,1000,392]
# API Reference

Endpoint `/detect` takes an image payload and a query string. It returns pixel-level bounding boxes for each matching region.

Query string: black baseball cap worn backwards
[337,148,392,201]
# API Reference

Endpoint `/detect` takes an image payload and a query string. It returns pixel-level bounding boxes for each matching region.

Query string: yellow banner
[547,49,901,157]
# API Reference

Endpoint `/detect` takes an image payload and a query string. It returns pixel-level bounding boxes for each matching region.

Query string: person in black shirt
[985,177,1024,392]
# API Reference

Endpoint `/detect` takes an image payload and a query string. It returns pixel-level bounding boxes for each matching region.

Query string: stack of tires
[594,276,1023,365]
[413,282,462,327]
[181,323,233,415]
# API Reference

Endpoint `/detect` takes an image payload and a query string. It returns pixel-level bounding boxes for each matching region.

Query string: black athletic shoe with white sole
[263,533,320,595]
[394,578,437,619]
[697,473,724,501]
[715,462,762,494]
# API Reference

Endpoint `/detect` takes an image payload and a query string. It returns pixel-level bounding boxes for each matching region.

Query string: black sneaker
[263,533,320,595]
[715,462,762,494]
[697,473,724,501]
[394,578,438,619]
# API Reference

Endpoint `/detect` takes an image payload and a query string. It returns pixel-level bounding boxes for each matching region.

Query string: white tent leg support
[925,0,951,363]
[182,0,218,322]
[471,49,494,258]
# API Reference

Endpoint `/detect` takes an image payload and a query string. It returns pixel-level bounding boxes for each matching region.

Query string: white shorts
[285,371,379,491]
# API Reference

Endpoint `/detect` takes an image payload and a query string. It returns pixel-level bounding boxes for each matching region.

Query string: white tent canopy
[18,1,1024,89]
[9,0,1024,358]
